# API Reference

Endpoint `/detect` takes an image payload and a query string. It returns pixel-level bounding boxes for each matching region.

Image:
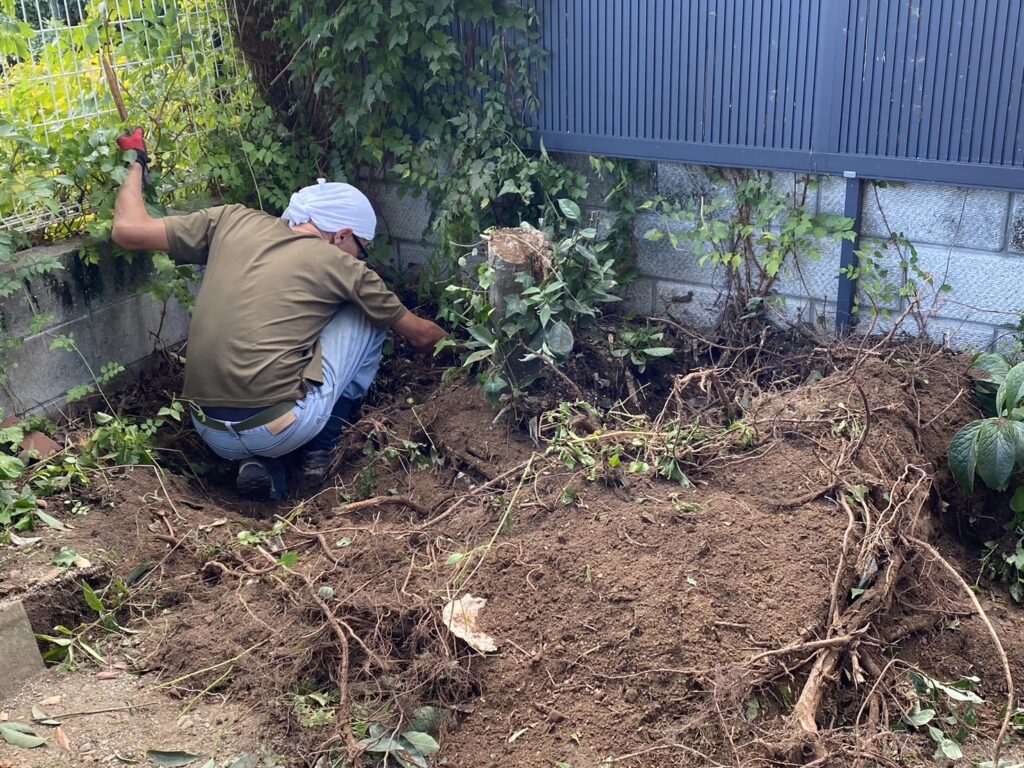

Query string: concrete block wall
[0,239,190,416]
[368,158,1024,353]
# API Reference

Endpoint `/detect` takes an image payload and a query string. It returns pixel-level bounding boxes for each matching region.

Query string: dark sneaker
[236,459,286,500]
[301,449,334,481]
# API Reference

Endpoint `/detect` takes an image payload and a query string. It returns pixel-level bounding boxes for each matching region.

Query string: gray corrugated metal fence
[536,1,1024,191]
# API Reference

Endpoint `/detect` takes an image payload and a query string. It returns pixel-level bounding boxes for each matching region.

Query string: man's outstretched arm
[391,311,448,352]
[111,163,170,252]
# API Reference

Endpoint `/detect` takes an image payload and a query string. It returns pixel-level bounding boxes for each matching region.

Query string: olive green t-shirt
[164,204,407,408]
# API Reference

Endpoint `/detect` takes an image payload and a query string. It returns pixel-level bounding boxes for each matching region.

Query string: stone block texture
[620,277,656,316]
[913,245,1024,327]
[0,601,44,700]
[773,239,843,303]
[862,183,1010,252]
[654,281,726,331]
[776,295,836,333]
[1010,194,1024,254]
[374,184,433,242]
[625,168,1023,351]
[0,241,190,416]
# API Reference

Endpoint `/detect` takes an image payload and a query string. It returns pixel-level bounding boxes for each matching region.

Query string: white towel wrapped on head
[281,178,377,240]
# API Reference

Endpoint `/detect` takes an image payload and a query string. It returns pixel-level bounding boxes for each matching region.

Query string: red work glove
[116,127,150,184]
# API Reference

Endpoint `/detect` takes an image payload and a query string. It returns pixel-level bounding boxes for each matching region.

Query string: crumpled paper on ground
[441,594,498,653]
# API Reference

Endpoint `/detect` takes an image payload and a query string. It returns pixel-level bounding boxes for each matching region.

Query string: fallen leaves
[145,750,203,767]
[0,722,46,749]
[53,726,71,751]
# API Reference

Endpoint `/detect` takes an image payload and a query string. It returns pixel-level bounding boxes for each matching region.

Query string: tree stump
[486,227,551,318]
[486,227,552,388]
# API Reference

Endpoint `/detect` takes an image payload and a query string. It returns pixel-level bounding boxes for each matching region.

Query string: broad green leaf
[467,325,495,345]
[1012,486,1024,515]
[357,734,406,754]
[35,509,68,530]
[1006,546,1024,570]
[937,737,963,760]
[401,733,438,757]
[904,707,935,727]
[402,730,440,755]
[544,320,574,358]
[557,198,581,221]
[463,349,493,366]
[1,721,38,734]
[145,750,203,766]
[1007,421,1024,474]
[0,453,25,481]
[78,639,106,665]
[406,706,448,735]
[971,353,1011,383]
[83,582,105,613]
[976,420,1017,491]
[948,420,983,492]
[998,362,1024,415]
[481,375,507,403]
[642,347,675,358]
[0,723,46,748]
[933,679,984,704]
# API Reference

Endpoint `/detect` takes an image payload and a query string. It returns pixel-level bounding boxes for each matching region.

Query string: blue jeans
[192,304,385,461]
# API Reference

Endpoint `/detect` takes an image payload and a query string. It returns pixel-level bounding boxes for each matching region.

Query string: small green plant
[901,670,983,762]
[79,401,183,467]
[236,521,286,549]
[643,170,854,330]
[352,466,379,501]
[362,424,436,473]
[948,354,1024,600]
[439,203,620,405]
[357,722,440,768]
[37,579,138,668]
[541,401,703,487]
[607,322,675,373]
[948,354,1024,498]
[842,230,943,321]
[292,691,337,729]
[0,415,87,536]
[49,546,79,569]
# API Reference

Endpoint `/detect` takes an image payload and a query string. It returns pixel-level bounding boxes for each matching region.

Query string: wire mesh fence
[1,0,244,235]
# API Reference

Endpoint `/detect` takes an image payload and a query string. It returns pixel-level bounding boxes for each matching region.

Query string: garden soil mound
[5,340,1024,767]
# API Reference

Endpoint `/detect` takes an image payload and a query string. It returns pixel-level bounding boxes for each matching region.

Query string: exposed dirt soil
[0,669,271,767]
[4,332,1024,767]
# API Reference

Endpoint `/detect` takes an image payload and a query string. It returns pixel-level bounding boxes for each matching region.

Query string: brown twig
[332,495,430,518]
[52,702,159,719]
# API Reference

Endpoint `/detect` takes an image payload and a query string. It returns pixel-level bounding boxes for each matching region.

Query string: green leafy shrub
[948,354,1024,497]
[438,202,620,404]
[901,670,982,762]
[236,0,598,296]
[643,170,854,330]
[949,353,1024,601]
[608,322,675,373]
[0,414,87,536]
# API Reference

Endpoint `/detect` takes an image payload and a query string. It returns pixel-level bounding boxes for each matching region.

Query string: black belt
[192,401,296,432]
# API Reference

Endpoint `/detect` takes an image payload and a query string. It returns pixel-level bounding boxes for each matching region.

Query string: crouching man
[111,129,446,500]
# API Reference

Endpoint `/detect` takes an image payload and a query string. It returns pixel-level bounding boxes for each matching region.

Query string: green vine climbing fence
[0,0,245,242]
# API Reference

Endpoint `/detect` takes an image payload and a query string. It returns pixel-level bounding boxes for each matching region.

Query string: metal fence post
[836,173,864,334]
